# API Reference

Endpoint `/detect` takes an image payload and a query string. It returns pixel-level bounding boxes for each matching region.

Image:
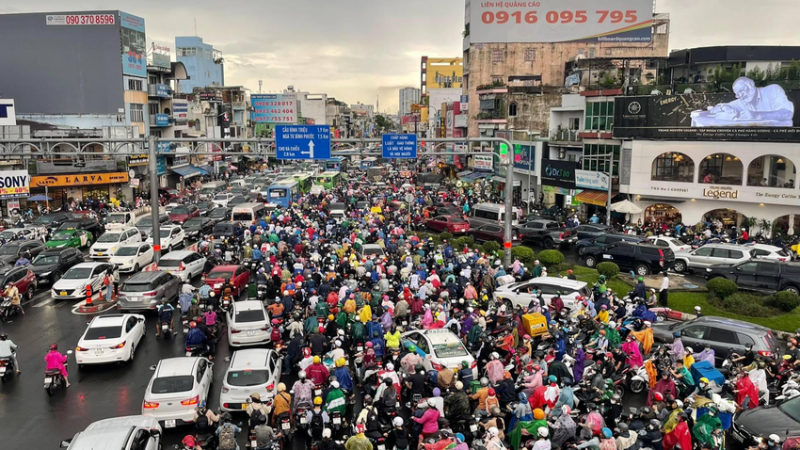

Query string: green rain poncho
[510,420,548,449]
[467,324,484,346]
[605,327,621,349]
[325,388,347,415]
[692,413,722,447]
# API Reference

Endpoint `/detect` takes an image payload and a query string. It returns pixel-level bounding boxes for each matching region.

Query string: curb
[76,298,117,314]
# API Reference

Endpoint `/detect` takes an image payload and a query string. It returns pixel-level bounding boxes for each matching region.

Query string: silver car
[673,243,753,273]
[117,271,181,311]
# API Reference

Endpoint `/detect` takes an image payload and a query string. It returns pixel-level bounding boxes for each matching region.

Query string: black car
[517,220,575,249]
[135,213,170,239]
[32,212,73,233]
[574,233,645,256]
[731,396,800,445]
[705,260,800,294]
[228,195,248,207]
[0,240,46,265]
[59,217,102,239]
[572,224,614,240]
[212,221,244,242]
[207,207,231,226]
[29,247,84,284]
[182,217,215,240]
[196,201,213,215]
[583,241,675,276]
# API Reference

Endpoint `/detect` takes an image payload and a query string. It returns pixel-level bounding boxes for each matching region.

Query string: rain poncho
[621,340,644,368]
[509,393,533,434]
[663,421,691,450]
[551,407,577,447]
[486,359,505,384]
[605,327,621,349]
[572,348,586,383]
[692,413,722,447]
[667,338,685,363]
[749,367,768,404]
[630,328,654,355]
[736,375,760,410]
[584,411,605,436]
[647,377,676,406]
[695,348,716,365]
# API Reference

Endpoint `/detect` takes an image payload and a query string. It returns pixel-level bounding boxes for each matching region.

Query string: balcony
[149,113,170,127]
[475,110,507,124]
[231,101,246,110]
[548,129,582,145]
[147,84,171,98]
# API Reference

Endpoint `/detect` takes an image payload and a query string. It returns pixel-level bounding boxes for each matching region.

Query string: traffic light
[499,143,509,157]
[223,112,230,122]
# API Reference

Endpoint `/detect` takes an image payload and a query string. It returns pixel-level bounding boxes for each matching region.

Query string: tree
[374,115,392,132]
[746,66,765,82]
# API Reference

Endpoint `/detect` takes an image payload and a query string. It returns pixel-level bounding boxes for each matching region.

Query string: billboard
[151,43,171,69]
[512,144,535,170]
[469,0,653,44]
[576,169,610,190]
[46,13,116,25]
[541,159,577,189]
[0,99,16,126]
[0,170,30,200]
[614,78,800,142]
[426,62,463,89]
[473,155,494,171]
[251,94,298,124]
[173,99,189,122]
[120,12,146,77]
[30,172,129,188]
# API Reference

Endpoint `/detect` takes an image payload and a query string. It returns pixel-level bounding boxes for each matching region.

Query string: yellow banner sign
[31,172,130,188]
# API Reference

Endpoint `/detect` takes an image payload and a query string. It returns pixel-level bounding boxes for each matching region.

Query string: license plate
[300,417,307,424]
[94,349,105,356]
[357,346,363,352]
[333,417,341,425]
[315,389,322,396]
[167,271,173,274]
[60,291,67,296]
[185,351,192,356]
[247,330,257,336]
[44,377,52,383]
[282,422,291,430]
[470,424,478,432]
[402,321,408,326]
[165,419,176,429]
[0,367,6,374]
[378,445,386,450]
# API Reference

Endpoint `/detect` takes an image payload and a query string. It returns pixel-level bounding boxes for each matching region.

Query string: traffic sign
[275,125,331,160]
[382,134,417,159]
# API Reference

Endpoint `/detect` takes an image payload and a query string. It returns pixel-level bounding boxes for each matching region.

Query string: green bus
[292,174,314,194]
[314,171,342,190]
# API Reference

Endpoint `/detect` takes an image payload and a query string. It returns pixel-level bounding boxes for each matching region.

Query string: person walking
[659,271,669,307]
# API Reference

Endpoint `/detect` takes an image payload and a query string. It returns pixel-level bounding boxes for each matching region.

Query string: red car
[467,223,521,245]
[158,188,183,201]
[168,204,200,224]
[205,265,250,297]
[0,266,37,300]
[426,215,470,233]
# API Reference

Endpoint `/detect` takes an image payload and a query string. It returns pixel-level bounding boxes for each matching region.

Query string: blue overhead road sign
[382,134,417,159]
[275,125,331,160]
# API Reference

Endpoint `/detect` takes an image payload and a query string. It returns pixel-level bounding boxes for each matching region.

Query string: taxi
[46,228,91,249]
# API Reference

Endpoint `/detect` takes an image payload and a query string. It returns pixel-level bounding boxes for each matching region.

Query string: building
[350,103,375,119]
[421,57,463,97]
[175,36,224,92]
[399,87,420,116]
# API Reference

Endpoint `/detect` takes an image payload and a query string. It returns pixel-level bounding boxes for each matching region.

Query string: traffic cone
[85,285,93,306]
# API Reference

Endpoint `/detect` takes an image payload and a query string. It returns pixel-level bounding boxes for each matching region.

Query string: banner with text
[0,170,30,200]
[251,94,298,124]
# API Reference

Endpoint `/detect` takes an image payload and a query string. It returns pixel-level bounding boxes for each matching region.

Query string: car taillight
[222,386,229,394]
[143,401,159,409]
[179,263,185,271]
[266,383,274,391]
[260,326,269,331]
[75,346,89,352]
[230,329,241,334]
[470,360,477,369]
[560,232,565,239]
[111,341,126,349]
[143,291,157,297]
[181,395,199,406]
[658,248,665,266]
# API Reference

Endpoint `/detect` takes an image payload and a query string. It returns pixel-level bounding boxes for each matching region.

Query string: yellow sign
[30,172,130,188]
[425,58,463,89]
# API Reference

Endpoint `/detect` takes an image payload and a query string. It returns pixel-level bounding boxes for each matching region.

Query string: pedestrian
[104,270,114,301]
[659,271,669,307]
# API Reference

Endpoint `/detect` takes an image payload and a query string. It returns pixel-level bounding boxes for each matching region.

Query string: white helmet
[210,291,215,297]
[322,428,332,438]
[538,427,549,438]
[427,398,436,407]
[331,380,340,389]
[393,417,404,427]
[298,370,306,380]
[335,340,342,348]
[386,362,395,371]
[488,427,499,437]
[769,435,781,444]
[490,352,500,360]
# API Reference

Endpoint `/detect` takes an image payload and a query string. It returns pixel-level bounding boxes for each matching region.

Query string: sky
[4,0,800,114]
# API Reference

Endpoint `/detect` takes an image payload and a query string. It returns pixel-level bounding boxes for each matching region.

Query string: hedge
[706,278,738,299]
[537,250,565,268]
[765,291,800,312]
[482,241,502,255]
[511,246,536,267]
[596,262,620,279]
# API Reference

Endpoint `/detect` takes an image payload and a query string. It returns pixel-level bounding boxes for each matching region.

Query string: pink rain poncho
[584,411,606,436]
[485,359,505,384]
[45,350,68,378]
[622,339,644,368]
[421,309,434,328]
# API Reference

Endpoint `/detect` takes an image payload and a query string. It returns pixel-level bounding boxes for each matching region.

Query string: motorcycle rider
[44,343,69,387]
[246,393,270,428]
[273,383,292,426]
[307,355,330,385]
[444,381,470,418]
[194,400,220,443]
[216,412,241,450]
[185,321,209,358]
[0,332,20,374]
[306,396,330,441]
[292,370,315,410]
[345,424,372,450]
[254,414,279,449]
[156,298,175,337]
[4,283,23,316]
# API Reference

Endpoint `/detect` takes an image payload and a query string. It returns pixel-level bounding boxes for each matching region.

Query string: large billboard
[541,159,577,189]
[614,78,800,142]
[0,170,30,200]
[120,12,146,77]
[251,94,298,124]
[469,0,653,43]
[426,60,463,89]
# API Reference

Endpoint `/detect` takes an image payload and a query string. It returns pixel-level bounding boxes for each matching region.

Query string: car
[583,241,675,276]
[494,277,588,312]
[136,214,170,239]
[0,240,46,264]
[51,262,116,301]
[0,265,37,301]
[467,223,521,245]
[33,212,74,234]
[117,271,181,311]
[168,205,200,225]
[158,187,183,201]
[212,192,236,207]
[227,300,272,347]
[30,247,84,284]
[359,244,386,259]
[142,357,214,428]
[644,235,692,254]
[220,349,283,412]
[58,416,162,450]
[672,243,752,273]
[0,226,45,243]
[746,243,793,261]
[570,224,614,241]
[182,217,214,240]
[425,215,470,234]
[45,228,92,249]
[211,221,244,243]
[157,251,206,282]
[90,227,142,260]
[59,215,103,239]
[75,314,146,366]
[228,195,249,207]
[652,316,780,367]
[401,329,477,378]
[110,243,155,273]
[195,201,213,216]
[207,207,231,226]
[731,395,800,445]
[517,219,575,249]
[434,207,462,217]
[704,260,800,294]
[146,225,186,253]
[574,234,645,256]
[205,265,250,297]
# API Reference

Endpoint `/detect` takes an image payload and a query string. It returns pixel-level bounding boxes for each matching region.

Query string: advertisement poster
[30,172,130,188]
[0,170,30,199]
[426,63,463,89]
[251,94,298,124]
[120,12,146,78]
[473,155,494,171]
[469,0,653,43]
[615,77,800,142]
[576,169,610,190]
[151,43,171,69]
[541,159,577,189]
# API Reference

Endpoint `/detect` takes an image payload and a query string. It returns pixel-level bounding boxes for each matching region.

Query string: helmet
[277,383,286,392]
[488,388,496,396]
[366,341,373,348]
[182,436,196,447]
[384,378,393,386]
[538,427,549,438]
[364,395,373,404]
[488,427,499,437]
[673,331,681,338]
[602,428,613,439]
[462,361,469,368]
[699,377,710,385]
[653,392,664,402]
[336,358,346,368]
[427,398,436,407]
[618,423,629,432]
[271,318,280,325]
[685,347,694,354]
[534,409,545,420]
[322,429,332,439]
[480,377,489,387]
[332,380,340,389]
[433,388,441,397]
[298,370,306,379]
[490,352,500,360]
[386,362,394,371]
[769,435,781,444]
[393,417,404,427]
[49,343,58,351]
[313,356,321,364]
[221,412,232,423]
[314,397,323,405]
[0,333,6,341]
[456,433,465,443]
[251,393,261,401]
[455,381,464,390]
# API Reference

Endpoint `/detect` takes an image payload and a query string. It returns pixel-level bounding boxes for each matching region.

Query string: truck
[516,219,575,249]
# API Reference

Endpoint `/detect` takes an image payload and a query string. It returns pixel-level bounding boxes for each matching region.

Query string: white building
[399,87,420,116]
[296,92,328,125]
[350,103,375,120]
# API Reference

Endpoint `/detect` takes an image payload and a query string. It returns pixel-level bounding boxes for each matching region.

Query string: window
[694,247,713,257]
[651,152,694,182]
[205,49,211,59]
[148,103,159,115]
[711,248,731,259]
[747,155,796,188]
[613,245,635,256]
[584,101,614,131]
[491,76,503,84]
[681,325,707,339]
[737,333,756,347]
[127,79,143,91]
[416,336,429,354]
[524,48,536,62]
[605,49,612,55]
[588,48,596,58]
[508,102,518,117]
[708,327,738,343]
[699,153,743,185]
[129,104,144,123]
[736,262,758,273]
[492,49,504,63]
[729,250,744,259]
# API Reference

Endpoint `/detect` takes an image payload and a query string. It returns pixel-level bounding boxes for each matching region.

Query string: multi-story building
[175,36,224,92]
[399,88,420,116]
[421,57,463,97]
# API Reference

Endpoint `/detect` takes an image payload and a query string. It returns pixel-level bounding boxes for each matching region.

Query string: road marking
[53,301,68,308]
[32,298,55,308]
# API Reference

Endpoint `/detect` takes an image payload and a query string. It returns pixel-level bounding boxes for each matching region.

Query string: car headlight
[40,271,52,277]
[124,260,132,266]
[706,268,712,272]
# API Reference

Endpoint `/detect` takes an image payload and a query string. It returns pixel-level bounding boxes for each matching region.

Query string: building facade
[175,36,224,92]
[399,88,420,116]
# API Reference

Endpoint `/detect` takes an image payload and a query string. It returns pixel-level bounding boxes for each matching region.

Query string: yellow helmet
[699,377,710,384]
[314,396,323,405]
[313,356,321,364]
[336,358,346,368]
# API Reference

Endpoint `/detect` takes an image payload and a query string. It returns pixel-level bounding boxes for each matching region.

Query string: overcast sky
[5,0,800,114]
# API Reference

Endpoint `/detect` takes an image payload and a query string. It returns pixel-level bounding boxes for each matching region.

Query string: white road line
[32,298,55,308]
[53,301,68,308]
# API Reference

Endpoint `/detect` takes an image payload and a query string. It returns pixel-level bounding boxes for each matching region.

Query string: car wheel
[51,271,62,284]
[167,245,172,253]
[26,285,35,300]
[129,344,135,362]
[635,264,650,276]
[585,256,597,268]
[133,264,139,273]
[543,238,555,249]
[784,285,800,295]
[673,260,686,273]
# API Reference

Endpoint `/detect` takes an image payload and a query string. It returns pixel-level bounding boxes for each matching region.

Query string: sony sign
[0,99,16,126]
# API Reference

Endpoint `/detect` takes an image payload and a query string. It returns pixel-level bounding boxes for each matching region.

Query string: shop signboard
[151,43,171,69]
[30,172,130,188]
[155,114,169,127]
[128,154,149,166]
[473,155,494,171]
[173,100,189,122]
[120,12,146,78]
[541,159,577,189]
[575,169,610,190]
[0,170,30,199]
[156,156,166,175]
[512,144,535,170]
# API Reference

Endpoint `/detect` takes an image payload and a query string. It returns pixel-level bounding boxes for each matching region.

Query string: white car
[227,300,272,347]
[110,243,155,273]
[360,244,385,258]
[59,416,162,450]
[157,250,206,282]
[645,236,692,254]
[212,193,236,208]
[220,349,282,412]
[0,226,45,242]
[493,277,588,312]
[75,314,146,366]
[52,262,117,300]
[747,243,793,261]
[401,329,477,378]
[90,228,142,259]
[142,357,214,428]
[146,225,186,253]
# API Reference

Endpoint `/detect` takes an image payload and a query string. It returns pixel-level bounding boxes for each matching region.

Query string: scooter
[185,344,206,357]
[159,321,173,340]
[44,350,72,395]
[776,380,800,402]
[627,365,650,394]
[0,352,17,382]
[0,297,19,322]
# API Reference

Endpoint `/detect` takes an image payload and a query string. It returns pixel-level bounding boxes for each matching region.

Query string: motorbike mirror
[224,356,231,362]
[66,350,73,355]
[149,365,157,371]
[59,439,72,448]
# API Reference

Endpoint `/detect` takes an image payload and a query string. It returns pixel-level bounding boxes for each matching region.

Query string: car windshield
[214,224,233,233]
[171,207,189,214]
[34,216,55,224]
[158,259,183,268]
[63,267,93,279]
[209,271,234,279]
[151,376,194,394]
[184,218,204,227]
[448,217,466,223]
[159,229,173,238]
[115,247,139,256]
[52,230,74,240]
[779,396,800,422]
[121,282,154,292]
[107,213,128,224]
[363,248,383,256]
[433,342,469,358]
[235,310,265,323]
[84,326,122,340]
[209,209,227,218]
[97,233,122,243]
[0,246,19,255]
[226,369,270,387]
[33,255,60,265]
[669,239,684,247]
[214,194,229,201]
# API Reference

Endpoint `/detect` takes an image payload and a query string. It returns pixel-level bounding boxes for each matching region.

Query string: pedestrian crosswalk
[22,293,71,308]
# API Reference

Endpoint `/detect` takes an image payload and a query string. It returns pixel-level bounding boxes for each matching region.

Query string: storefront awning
[490,175,506,183]
[575,189,612,206]
[466,172,490,180]
[197,164,213,174]
[170,166,201,178]
[457,170,473,177]
[189,165,208,175]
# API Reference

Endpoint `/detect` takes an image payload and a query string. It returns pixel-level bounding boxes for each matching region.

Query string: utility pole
[148,135,161,263]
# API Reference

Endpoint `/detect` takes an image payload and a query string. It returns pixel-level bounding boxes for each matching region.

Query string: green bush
[439,232,454,242]
[765,291,800,312]
[482,241,502,255]
[452,236,475,251]
[706,278,738,298]
[709,292,776,317]
[511,246,536,266]
[597,262,620,279]
[538,249,565,268]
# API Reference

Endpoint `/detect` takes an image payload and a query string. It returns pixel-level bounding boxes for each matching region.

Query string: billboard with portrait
[120,12,146,77]
[614,77,800,141]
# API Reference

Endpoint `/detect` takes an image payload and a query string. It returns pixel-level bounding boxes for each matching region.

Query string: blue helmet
[602,428,613,439]
[672,331,681,338]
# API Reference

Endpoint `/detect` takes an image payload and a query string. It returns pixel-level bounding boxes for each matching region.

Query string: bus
[313,171,342,190]
[291,174,313,194]
[360,157,377,171]
[266,180,300,208]
[324,156,347,172]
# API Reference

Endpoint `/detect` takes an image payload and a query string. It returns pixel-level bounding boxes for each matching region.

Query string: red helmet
[189,321,197,328]
[366,341,374,348]
[182,435,196,447]
[49,343,58,351]
[533,365,541,371]
[488,388,496,396]
[653,392,664,402]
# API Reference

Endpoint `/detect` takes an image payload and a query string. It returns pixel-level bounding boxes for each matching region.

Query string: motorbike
[159,320,173,340]
[257,284,268,302]
[44,350,72,395]
[776,380,800,402]
[246,428,258,450]
[0,352,16,382]
[295,404,311,430]
[185,344,206,357]
[330,410,345,432]
[276,412,293,444]
[451,415,480,444]
[182,317,190,334]
[0,297,19,322]
[627,365,650,394]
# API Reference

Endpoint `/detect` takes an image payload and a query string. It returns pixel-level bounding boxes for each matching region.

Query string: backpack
[195,411,210,432]
[310,410,324,432]
[218,424,236,450]
[365,406,380,432]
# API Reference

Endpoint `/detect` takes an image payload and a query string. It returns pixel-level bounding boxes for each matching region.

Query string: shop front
[29,172,131,207]
[540,159,577,209]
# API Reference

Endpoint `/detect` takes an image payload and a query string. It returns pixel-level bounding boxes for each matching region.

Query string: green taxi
[46,228,91,249]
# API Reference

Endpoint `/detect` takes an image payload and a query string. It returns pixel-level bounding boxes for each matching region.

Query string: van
[231,203,266,224]
[200,181,228,198]
[105,211,137,230]
[467,203,522,228]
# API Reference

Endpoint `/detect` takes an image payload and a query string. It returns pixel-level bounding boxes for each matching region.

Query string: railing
[475,111,506,120]
[549,129,582,142]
